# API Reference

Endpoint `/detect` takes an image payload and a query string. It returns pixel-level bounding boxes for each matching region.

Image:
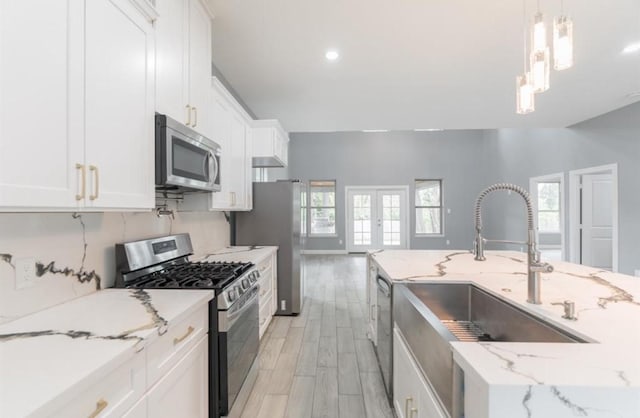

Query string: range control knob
[227,288,237,302]
[242,278,249,289]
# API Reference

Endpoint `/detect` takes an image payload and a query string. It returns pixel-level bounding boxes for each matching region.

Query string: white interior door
[347,187,408,252]
[581,174,613,270]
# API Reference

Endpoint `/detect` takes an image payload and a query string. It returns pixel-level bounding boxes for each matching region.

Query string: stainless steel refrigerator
[235,180,305,315]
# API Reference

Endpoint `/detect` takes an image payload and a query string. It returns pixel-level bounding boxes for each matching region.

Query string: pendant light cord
[523,0,528,72]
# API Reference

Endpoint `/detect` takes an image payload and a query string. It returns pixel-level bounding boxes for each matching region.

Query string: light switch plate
[15,257,37,290]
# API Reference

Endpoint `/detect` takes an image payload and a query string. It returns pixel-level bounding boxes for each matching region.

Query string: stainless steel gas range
[114,234,260,417]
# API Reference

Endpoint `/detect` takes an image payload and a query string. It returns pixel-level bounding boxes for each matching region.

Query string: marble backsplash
[0,207,229,324]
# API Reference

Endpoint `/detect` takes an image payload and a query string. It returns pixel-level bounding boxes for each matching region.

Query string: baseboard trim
[301,250,349,255]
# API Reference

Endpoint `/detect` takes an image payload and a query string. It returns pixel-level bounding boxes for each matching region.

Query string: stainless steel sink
[393,282,590,418]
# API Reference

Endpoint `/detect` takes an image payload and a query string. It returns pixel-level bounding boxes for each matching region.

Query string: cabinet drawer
[258,276,273,302]
[146,305,208,387]
[256,256,272,276]
[49,351,145,418]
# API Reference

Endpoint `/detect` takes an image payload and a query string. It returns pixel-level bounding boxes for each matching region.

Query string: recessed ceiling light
[362,129,389,133]
[622,42,640,54]
[325,50,339,61]
[414,128,444,132]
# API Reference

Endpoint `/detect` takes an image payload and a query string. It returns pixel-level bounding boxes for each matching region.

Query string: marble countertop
[370,250,640,417]
[0,289,213,417]
[200,246,278,264]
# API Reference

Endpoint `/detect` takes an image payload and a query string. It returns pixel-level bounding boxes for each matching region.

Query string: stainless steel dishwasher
[375,273,393,400]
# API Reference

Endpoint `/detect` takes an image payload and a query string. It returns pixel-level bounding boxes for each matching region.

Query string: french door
[346,187,409,252]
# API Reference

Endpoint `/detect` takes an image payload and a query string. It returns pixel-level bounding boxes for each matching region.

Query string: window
[415,179,442,235]
[537,182,560,232]
[300,188,307,235]
[309,180,336,235]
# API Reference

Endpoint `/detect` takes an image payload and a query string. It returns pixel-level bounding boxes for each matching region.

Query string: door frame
[568,163,618,272]
[345,185,410,253]
[529,172,565,261]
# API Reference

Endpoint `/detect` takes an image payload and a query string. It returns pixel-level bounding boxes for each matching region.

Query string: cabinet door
[393,328,418,418]
[228,110,247,209]
[209,88,234,209]
[368,262,378,342]
[187,0,213,137]
[242,125,253,210]
[0,0,84,209]
[147,336,208,418]
[84,0,155,210]
[155,0,189,124]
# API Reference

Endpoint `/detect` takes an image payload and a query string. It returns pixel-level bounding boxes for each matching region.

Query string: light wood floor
[228,255,394,418]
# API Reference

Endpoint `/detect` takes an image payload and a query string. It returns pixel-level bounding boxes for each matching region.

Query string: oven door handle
[219,287,259,332]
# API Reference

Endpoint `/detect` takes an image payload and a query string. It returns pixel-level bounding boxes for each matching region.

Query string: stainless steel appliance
[155,113,221,192]
[375,272,393,400]
[235,180,305,315]
[114,234,260,417]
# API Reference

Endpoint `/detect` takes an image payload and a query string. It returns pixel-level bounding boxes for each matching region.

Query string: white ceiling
[207,0,640,132]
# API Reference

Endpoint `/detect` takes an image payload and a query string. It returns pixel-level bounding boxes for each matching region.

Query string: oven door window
[172,135,209,182]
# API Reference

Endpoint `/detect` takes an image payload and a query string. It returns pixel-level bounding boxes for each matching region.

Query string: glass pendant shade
[532,13,547,52]
[516,73,535,114]
[553,16,574,70]
[530,48,550,93]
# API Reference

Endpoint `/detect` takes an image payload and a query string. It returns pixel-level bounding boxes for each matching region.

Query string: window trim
[414,179,444,237]
[308,179,337,236]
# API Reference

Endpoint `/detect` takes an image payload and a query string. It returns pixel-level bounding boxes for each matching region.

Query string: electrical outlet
[447,208,451,214]
[15,257,36,290]
[446,240,450,246]
[339,239,343,245]
[635,269,640,277]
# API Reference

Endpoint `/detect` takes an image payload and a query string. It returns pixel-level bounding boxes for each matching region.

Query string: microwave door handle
[208,151,218,185]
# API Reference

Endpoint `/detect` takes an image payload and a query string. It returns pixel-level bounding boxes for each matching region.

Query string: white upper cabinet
[84,0,155,210]
[180,78,253,212]
[209,78,253,211]
[0,0,155,211]
[155,0,214,138]
[0,0,83,209]
[251,120,289,168]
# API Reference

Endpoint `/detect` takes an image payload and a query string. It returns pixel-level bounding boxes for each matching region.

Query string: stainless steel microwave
[155,113,221,192]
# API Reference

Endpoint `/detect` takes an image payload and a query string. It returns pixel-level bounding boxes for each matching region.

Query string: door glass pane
[382,193,402,246]
[353,194,371,246]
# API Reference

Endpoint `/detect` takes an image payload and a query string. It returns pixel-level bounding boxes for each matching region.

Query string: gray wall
[482,102,640,275]
[283,130,489,251]
[274,102,639,275]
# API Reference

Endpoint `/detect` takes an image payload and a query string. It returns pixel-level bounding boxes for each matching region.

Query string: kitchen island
[368,250,640,418]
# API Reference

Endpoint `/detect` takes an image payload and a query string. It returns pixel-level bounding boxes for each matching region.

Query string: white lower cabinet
[146,336,208,418]
[393,327,447,418]
[48,305,209,418]
[49,351,146,418]
[257,251,278,339]
[367,258,378,343]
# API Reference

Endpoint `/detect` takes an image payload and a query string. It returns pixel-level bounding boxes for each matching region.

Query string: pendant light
[517,0,535,114]
[553,0,574,70]
[530,8,550,93]
[516,73,535,114]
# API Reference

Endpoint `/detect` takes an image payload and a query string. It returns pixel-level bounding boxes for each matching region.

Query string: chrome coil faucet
[473,183,553,304]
